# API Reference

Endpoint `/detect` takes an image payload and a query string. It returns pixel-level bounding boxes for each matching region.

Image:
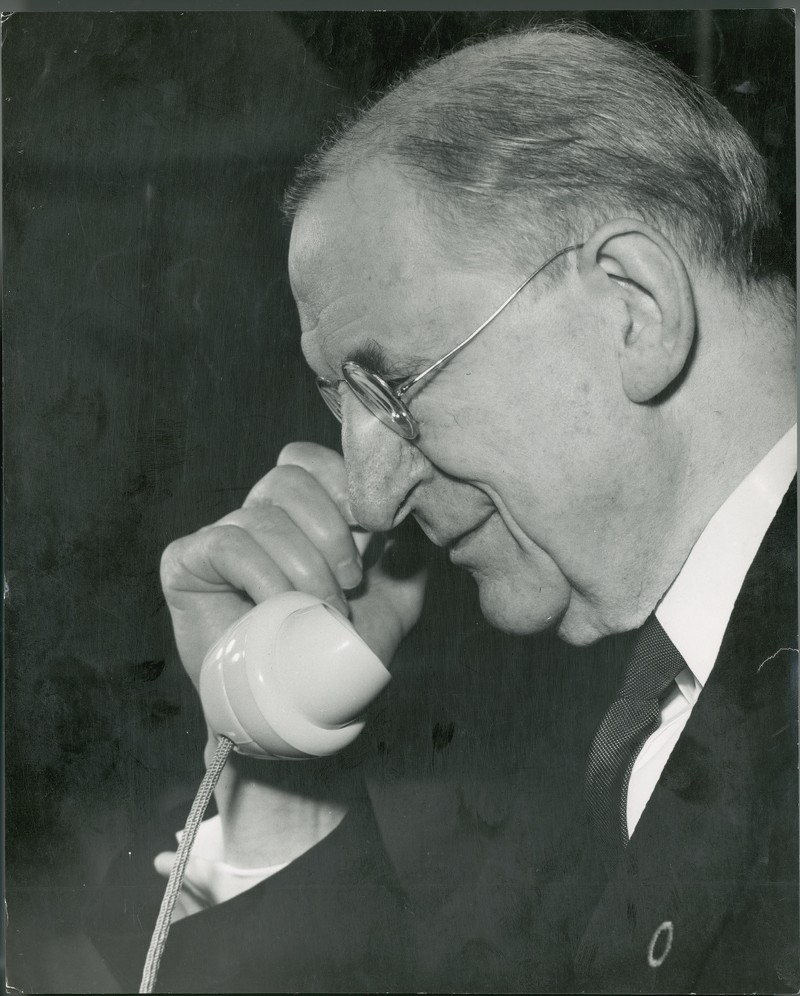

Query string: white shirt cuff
[153,815,289,922]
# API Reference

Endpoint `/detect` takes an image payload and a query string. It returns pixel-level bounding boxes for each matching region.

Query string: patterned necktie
[585,615,686,858]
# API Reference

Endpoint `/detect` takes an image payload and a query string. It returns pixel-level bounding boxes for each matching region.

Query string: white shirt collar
[655,424,797,691]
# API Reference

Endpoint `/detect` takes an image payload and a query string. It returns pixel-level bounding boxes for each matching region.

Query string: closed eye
[344,340,421,386]
[345,341,393,378]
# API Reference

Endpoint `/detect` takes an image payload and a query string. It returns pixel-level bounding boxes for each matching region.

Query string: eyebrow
[343,339,425,384]
[345,340,389,375]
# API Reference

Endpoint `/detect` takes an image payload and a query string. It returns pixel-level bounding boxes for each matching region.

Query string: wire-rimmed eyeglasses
[316,242,583,441]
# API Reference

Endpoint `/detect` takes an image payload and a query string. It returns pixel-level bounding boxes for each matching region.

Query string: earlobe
[579,219,697,403]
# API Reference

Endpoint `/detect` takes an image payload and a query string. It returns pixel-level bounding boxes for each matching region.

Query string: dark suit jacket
[89,480,798,993]
[555,477,799,994]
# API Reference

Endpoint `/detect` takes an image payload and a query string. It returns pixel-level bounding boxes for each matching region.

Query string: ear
[576,219,696,403]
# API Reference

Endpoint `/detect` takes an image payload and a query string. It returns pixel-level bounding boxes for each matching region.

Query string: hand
[160,442,428,690]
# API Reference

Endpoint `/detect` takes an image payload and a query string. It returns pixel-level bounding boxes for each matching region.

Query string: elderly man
[94,23,796,994]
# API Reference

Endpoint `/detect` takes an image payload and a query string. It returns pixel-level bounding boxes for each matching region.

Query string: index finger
[243,453,364,590]
[273,442,374,558]
[272,442,356,525]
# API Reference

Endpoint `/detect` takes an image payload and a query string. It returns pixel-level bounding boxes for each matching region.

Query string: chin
[473,574,569,636]
[554,600,613,646]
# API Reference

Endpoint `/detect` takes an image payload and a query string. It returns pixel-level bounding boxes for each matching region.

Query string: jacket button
[647,920,674,968]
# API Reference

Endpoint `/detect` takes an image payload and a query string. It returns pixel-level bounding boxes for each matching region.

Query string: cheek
[409,395,484,476]
[485,365,619,488]
[411,349,620,510]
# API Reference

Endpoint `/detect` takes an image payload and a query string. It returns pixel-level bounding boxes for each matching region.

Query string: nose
[341,399,429,532]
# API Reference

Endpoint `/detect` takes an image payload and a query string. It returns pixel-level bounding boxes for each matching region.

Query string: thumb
[347,522,430,664]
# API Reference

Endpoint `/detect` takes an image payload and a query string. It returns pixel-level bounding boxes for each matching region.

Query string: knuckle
[273,463,314,493]
[277,441,320,467]
[255,505,293,537]
[172,523,249,574]
[305,514,350,552]
[248,463,312,504]
[203,522,248,552]
[159,539,185,588]
[160,529,225,589]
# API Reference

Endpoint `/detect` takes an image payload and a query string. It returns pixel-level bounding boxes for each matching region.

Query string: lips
[412,509,496,551]
[448,512,495,556]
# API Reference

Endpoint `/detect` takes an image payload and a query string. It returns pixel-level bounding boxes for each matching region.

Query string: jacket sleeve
[86,789,415,993]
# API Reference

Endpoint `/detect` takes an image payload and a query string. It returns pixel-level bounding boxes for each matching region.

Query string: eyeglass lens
[316,379,343,421]
[316,371,417,439]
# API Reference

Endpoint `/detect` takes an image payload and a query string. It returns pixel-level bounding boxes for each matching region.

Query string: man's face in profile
[289,165,653,646]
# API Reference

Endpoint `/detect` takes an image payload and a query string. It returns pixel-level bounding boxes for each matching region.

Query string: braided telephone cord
[139,735,235,993]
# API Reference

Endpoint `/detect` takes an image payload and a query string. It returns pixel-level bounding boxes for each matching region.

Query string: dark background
[4,9,794,992]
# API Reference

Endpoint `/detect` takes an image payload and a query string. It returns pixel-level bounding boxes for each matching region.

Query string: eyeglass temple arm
[395,244,583,398]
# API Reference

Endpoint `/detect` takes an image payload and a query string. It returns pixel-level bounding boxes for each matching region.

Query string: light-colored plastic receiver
[198,591,390,759]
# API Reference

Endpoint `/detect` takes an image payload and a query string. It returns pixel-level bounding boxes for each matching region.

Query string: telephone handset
[198,528,390,760]
[141,531,386,992]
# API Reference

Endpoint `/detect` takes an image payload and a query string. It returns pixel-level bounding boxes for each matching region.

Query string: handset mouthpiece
[199,591,390,759]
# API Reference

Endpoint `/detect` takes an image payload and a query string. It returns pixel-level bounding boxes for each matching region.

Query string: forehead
[288,166,505,373]
[288,166,438,303]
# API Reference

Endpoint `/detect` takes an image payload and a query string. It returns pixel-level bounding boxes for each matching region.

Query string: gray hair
[284,23,782,284]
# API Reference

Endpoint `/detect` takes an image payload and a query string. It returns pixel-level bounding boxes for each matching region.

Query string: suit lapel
[574,479,797,991]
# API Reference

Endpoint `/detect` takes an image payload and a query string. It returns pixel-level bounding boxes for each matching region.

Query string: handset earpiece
[199,590,390,759]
